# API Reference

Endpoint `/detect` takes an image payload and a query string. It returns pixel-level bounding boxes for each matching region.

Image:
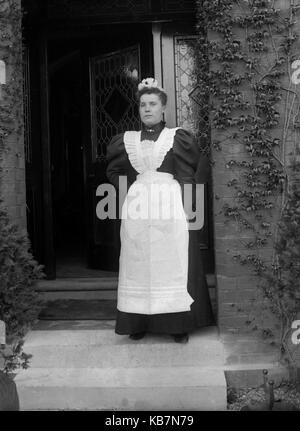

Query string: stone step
[38,288,216,302]
[36,277,118,292]
[39,289,118,301]
[15,366,227,411]
[36,275,216,301]
[37,275,216,291]
[23,327,225,368]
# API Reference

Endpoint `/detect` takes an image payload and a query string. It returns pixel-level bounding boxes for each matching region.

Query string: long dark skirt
[115,229,215,335]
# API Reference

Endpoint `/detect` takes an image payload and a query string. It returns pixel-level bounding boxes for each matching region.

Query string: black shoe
[129,332,146,340]
[173,333,189,343]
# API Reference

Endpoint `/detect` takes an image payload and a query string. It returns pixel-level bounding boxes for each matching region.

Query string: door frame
[154,22,215,272]
[40,33,56,279]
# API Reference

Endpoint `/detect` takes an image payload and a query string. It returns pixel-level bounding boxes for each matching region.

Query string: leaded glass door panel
[90,45,141,163]
[87,45,141,270]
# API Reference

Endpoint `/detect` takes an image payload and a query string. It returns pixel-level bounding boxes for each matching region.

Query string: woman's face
[139,93,166,127]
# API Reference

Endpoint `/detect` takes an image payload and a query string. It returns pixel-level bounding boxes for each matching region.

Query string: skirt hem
[114,319,216,336]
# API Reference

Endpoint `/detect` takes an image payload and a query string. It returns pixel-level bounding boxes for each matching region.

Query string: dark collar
[141,121,166,133]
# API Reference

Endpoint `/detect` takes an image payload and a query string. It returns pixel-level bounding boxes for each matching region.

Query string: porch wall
[0,0,26,231]
[209,1,300,337]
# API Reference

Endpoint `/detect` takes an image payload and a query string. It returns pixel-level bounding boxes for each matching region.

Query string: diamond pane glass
[174,36,198,133]
[90,45,140,161]
[174,36,210,156]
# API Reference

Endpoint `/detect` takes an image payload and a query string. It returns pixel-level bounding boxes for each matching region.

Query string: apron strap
[154,127,181,170]
[124,131,142,173]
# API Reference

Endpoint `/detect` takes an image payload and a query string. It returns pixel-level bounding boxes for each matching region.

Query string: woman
[106,78,214,343]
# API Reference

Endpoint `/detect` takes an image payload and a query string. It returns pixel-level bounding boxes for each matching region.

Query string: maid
[106,78,214,343]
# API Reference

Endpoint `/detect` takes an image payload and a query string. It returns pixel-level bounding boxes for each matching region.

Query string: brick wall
[0,0,26,232]
[209,0,300,337]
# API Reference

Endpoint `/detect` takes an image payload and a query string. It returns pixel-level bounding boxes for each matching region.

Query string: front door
[87,45,141,270]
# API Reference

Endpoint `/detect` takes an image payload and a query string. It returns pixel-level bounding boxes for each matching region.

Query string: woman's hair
[136,87,168,106]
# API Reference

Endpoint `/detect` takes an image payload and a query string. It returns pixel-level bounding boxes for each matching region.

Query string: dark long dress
[106,121,214,334]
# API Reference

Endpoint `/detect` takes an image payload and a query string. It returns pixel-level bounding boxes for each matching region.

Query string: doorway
[49,49,86,277]
[47,23,153,278]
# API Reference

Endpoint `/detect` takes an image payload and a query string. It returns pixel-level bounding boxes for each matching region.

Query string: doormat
[39,299,117,320]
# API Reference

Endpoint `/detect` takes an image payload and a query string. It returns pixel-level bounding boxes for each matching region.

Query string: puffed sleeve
[173,129,207,218]
[173,129,200,182]
[106,133,128,189]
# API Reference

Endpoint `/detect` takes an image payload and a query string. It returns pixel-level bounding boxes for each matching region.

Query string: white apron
[117,127,194,315]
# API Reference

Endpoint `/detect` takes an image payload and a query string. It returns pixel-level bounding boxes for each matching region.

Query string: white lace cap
[138,77,166,93]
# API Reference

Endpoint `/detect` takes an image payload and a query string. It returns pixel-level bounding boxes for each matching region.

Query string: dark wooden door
[86,45,141,270]
[24,36,56,279]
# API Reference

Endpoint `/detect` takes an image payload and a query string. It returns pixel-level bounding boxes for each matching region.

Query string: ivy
[196,0,300,364]
[0,1,43,374]
[0,0,23,151]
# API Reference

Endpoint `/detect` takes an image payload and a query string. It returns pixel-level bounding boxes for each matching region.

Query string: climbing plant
[0,0,43,342]
[195,0,300,363]
[0,0,24,150]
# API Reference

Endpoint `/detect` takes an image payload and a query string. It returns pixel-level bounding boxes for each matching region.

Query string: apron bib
[117,128,193,314]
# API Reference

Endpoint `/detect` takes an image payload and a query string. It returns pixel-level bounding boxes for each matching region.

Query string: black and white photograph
[0,0,300,414]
